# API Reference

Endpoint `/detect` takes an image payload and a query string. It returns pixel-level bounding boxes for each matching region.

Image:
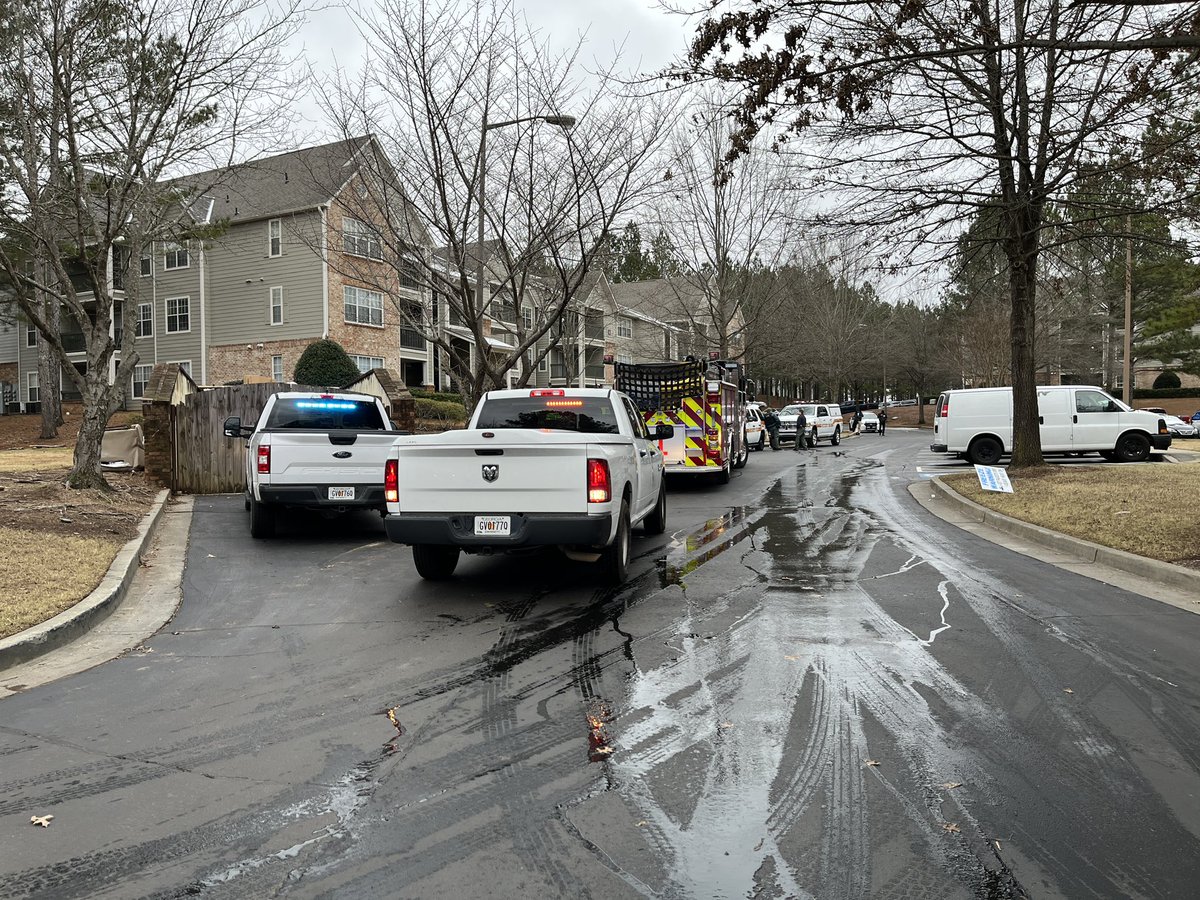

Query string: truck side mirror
[223,415,242,438]
[654,424,675,440]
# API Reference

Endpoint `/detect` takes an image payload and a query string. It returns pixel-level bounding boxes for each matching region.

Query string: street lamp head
[541,114,576,129]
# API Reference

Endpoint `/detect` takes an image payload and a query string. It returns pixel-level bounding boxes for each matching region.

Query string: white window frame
[132,364,152,399]
[343,285,384,327]
[270,286,283,325]
[164,242,189,270]
[617,316,633,339]
[140,249,152,277]
[342,217,383,260]
[350,354,386,374]
[25,324,37,347]
[165,296,191,334]
[26,371,39,403]
[169,360,192,376]
[135,302,153,338]
[537,356,547,372]
[268,219,282,257]
[522,306,533,330]
[271,355,284,382]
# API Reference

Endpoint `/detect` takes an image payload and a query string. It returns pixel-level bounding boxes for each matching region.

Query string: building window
[164,242,189,270]
[268,219,282,257]
[272,355,284,382]
[344,286,383,326]
[135,302,153,337]
[132,364,152,399]
[617,316,633,339]
[26,324,37,347]
[27,372,38,403]
[617,353,633,365]
[350,354,385,374]
[140,250,152,277]
[270,286,283,325]
[165,296,190,333]
[343,217,383,260]
[538,356,547,372]
[522,307,533,330]
[170,360,192,376]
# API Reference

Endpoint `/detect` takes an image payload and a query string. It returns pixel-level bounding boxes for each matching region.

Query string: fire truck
[614,358,747,483]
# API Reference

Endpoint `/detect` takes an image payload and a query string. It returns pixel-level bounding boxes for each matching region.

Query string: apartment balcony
[550,363,604,381]
[400,328,426,351]
[583,319,604,341]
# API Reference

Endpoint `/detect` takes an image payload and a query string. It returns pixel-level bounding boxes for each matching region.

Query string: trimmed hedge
[416,398,467,421]
[411,389,466,405]
[1132,387,1200,399]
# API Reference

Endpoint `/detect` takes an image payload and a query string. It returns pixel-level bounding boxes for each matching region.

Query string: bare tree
[0,0,304,488]
[318,0,676,411]
[682,0,1200,467]
[645,90,801,361]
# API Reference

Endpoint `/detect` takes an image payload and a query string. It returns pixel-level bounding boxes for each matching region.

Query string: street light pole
[476,113,576,386]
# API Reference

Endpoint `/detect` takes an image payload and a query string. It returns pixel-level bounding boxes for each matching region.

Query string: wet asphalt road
[3,431,1200,899]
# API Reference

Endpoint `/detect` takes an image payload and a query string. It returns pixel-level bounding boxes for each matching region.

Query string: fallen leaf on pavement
[30,815,53,827]
[784,655,800,661]
[635,820,648,827]
[942,823,960,833]
[942,782,963,790]
[1063,688,1074,694]
[719,722,734,729]
[865,759,880,767]
[754,838,764,851]
[995,839,1003,852]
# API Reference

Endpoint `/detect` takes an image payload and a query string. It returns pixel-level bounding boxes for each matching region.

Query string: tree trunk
[1006,211,1045,469]
[68,382,111,490]
[37,335,60,440]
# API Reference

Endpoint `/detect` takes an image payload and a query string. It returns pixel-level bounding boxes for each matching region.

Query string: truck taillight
[385,458,399,503]
[531,389,565,397]
[257,445,270,474]
[587,458,610,503]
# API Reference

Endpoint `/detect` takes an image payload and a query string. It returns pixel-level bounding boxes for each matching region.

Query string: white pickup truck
[383,387,672,584]
[223,391,400,538]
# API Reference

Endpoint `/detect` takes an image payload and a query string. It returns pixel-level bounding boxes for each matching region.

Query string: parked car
[778,403,843,446]
[859,411,880,433]
[1161,414,1198,438]
[384,387,671,584]
[744,405,767,450]
[931,386,1170,465]
[223,391,401,538]
[1139,407,1168,416]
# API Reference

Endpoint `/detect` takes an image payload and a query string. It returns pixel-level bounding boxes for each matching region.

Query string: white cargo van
[931,386,1171,465]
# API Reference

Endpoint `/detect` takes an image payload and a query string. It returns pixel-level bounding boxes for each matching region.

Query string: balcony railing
[400,328,426,350]
[583,319,604,341]
[550,363,605,381]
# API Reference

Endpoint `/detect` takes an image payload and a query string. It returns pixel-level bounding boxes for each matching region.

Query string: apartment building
[0,136,435,410]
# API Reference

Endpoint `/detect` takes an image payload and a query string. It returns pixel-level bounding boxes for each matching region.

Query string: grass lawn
[944,462,1200,568]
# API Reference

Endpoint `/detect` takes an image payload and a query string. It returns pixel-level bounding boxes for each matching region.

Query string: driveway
[2,433,1199,898]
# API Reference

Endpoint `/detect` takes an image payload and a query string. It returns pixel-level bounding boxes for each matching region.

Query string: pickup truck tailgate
[393,431,614,514]
[264,431,398,484]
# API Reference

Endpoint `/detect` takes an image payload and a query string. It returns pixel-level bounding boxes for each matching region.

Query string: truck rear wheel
[967,436,1003,466]
[413,544,459,580]
[715,462,731,484]
[600,501,631,585]
[249,495,275,538]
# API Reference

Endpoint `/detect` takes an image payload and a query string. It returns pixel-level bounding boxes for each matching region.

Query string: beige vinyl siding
[206,213,325,345]
[150,240,204,369]
[0,320,17,364]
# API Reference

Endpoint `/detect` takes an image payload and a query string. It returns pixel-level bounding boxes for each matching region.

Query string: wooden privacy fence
[142,364,416,495]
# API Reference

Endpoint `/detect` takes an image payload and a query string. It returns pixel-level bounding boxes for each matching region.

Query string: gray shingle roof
[172,136,374,224]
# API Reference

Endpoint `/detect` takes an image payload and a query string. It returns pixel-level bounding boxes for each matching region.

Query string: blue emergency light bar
[295,400,359,411]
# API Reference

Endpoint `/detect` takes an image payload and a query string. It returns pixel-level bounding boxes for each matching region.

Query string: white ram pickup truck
[383,387,673,584]
[223,391,400,538]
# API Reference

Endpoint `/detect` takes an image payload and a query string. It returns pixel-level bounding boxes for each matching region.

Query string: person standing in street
[878,408,888,435]
[764,409,781,450]
[794,407,808,451]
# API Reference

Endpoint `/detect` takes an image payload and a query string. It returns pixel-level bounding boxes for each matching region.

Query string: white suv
[778,403,843,447]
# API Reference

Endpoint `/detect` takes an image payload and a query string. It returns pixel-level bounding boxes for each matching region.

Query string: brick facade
[0,361,16,385]
[208,338,314,385]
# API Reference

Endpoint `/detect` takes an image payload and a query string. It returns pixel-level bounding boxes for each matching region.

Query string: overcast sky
[291,0,692,128]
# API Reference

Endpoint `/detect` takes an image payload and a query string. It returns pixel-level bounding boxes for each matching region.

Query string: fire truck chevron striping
[615,359,746,480]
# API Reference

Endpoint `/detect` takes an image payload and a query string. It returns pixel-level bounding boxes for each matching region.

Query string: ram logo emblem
[482,464,499,483]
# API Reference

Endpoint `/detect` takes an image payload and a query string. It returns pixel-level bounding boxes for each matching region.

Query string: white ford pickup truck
[223,391,400,538]
[383,387,673,584]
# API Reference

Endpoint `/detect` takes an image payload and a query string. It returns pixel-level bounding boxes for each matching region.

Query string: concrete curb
[0,488,172,671]
[928,476,1198,594]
